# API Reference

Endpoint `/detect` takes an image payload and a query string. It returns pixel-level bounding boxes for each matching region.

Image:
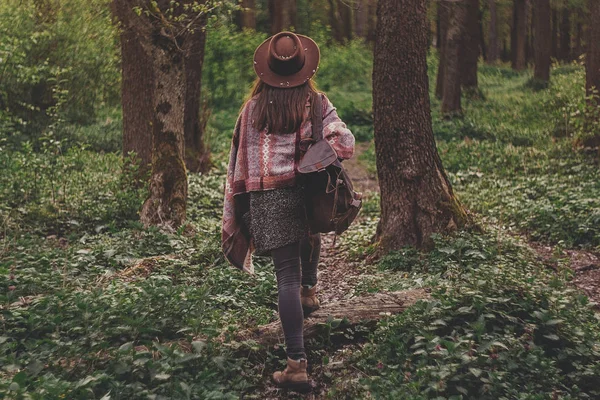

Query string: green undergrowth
[2,34,600,398]
[325,229,600,400]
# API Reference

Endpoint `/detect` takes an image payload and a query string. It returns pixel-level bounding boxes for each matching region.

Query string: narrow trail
[261,142,379,399]
[313,141,378,307]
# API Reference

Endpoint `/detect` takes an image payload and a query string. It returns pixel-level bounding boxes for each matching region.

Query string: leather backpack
[298,93,362,235]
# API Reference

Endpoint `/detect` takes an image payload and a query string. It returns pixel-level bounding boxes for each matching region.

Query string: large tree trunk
[512,0,528,70]
[373,0,467,252]
[461,0,480,89]
[113,0,190,229]
[435,0,449,99]
[139,41,188,229]
[115,13,154,178]
[269,0,296,34]
[354,0,368,39]
[183,29,210,173]
[235,289,428,347]
[487,0,499,64]
[533,0,551,83]
[442,0,466,115]
[588,0,600,107]
[238,0,256,30]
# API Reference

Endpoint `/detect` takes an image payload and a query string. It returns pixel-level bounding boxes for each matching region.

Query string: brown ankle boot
[301,285,320,316]
[272,357,311,392]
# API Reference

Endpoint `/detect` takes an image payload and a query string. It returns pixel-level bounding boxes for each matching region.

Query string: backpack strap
[311,92,323,142]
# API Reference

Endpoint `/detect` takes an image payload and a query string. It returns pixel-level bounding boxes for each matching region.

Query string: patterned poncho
[221,93,355,273]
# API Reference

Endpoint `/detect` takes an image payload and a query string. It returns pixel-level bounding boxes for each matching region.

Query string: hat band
[267,54,306,76]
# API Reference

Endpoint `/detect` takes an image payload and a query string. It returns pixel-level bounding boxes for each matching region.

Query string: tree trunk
[367,0,377,43]
[559,7,571,61]
[354,0,368,39]
[588,0,600,107]
[559,8,571,62]
[435,0,449,99]
[139,39,188,229]
[238,0,256,30]
[479,9,487,61]
[533,0,551,83]
[328,0,352,42]
[183,28,210,173]
[114,11,154,178]
[551,8,558,59]
[442,0,466,115]
[269,0,296,34]
[526,2,533,64]
[487,0,499,64]
[573,10,583,60]
[373,0,467,252]
[234,289,428,347]
[461,0,480,88]
[339,0,353,41]
[113,0,190,229]
[512,0,527,70]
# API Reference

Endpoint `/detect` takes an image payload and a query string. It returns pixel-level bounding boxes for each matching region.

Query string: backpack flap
[297,140,338,173]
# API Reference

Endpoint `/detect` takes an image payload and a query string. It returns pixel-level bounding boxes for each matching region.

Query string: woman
[221,32,355,392]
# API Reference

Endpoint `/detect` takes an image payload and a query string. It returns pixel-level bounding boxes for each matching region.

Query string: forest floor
[2,64,600,399]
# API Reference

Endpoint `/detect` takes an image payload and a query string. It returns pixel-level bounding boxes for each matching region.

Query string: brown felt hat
[253,32,320,88]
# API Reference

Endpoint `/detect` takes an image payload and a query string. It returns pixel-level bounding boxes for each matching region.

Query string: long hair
[247,79,318,134]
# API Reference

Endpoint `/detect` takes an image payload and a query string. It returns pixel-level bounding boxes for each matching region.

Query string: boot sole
[302,304,320,317]
[277,380,311,393]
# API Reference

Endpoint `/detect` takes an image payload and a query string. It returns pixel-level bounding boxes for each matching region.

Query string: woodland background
[1,0,600,398]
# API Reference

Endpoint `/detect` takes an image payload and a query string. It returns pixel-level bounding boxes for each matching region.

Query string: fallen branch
[234,289,429,347]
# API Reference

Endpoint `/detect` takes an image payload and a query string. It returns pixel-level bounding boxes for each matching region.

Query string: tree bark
[367,0,377,43]
[269,0,297,34]
[183,28,211,173]
[139,40,188,229]
[238,0,256,30]
[487,0,499,64]
[373,0,467,252]
[114,0,190,229]
[435,0,449,99]
[512,0,527,70]
[587,0,600,107]
[328,0,352,42]
[573,10,583,60]
[354,0,369,39]
[479,8,487,61]
[442,0,466,115]
[112,5,154,177]
[235,290,428,347]
[533,0,551,83]
[559,8,571,62]
[551,8,558,59]
[461,0,480,88]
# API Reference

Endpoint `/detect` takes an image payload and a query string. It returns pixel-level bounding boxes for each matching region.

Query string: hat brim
[253,34,320,88]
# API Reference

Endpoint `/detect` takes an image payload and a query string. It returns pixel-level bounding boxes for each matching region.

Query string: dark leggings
[271,233,321,360]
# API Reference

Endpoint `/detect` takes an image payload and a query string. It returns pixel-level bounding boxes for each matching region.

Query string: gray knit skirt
[242,185,309,256]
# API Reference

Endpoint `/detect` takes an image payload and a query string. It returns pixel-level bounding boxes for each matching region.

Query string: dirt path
[314,141,379,307]
[528,241,600,308]
[260,142,379,399]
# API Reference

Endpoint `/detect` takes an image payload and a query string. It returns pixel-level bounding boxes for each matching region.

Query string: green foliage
[0,172,276,398]
[0,133,145,235]
[0,0,120,139]
[353,232,600,400]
